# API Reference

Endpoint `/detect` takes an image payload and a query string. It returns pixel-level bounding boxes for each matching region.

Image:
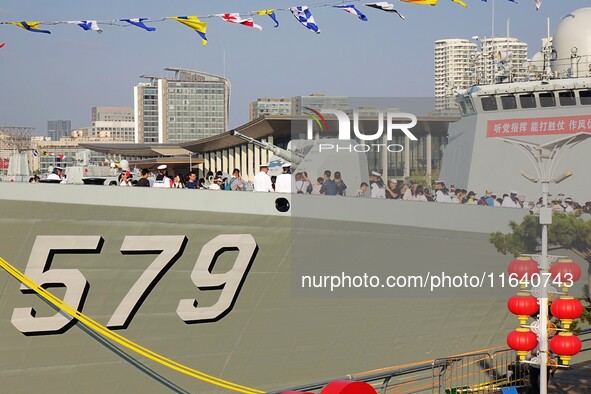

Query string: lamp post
[497,132,591,394]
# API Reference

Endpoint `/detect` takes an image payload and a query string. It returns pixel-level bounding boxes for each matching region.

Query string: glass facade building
[135,68,230,144]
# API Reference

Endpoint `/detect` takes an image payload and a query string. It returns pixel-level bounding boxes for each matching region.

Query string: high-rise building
[47,120,71,140]
[479,37,528,85]
[91,107,135,141]
[134,68,230,144]
[434,39,477,112]
[434,37,528,112]
[249,98,292,121]
[291,94,349,115]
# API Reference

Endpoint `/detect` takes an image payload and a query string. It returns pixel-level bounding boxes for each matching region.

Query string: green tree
[490,213,591,326]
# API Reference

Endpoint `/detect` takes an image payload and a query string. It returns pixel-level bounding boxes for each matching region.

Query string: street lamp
[497,132,591,394]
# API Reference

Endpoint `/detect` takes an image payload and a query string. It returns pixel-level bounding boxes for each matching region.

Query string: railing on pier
[271,349,528,394]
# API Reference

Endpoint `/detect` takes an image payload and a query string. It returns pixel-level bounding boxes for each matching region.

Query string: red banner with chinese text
[486,115,591,137]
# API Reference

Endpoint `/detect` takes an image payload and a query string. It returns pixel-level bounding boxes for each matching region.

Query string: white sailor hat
[157,164,167,170]
[510,190,518,195]
[281,162,291,168]
[259,162,269,167]
[371,171,381,177]
[54,166,64,170]
[435,179,445,184]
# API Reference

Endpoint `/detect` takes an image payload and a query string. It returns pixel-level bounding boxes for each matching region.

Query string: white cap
[54,166,64,170]
[510,190,518,194]
[281,162,291,168]
[157,164,167,170]
[259,162,269,167]
[435,179,445,184]
[371,171,381,176]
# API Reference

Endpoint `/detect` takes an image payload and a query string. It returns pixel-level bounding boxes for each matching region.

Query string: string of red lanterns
[506,256,584,367]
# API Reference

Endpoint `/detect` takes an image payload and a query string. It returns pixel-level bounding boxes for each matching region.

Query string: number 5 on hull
[11,236,103,335]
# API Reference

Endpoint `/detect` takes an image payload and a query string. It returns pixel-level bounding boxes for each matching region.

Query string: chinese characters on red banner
[487,115,591,138]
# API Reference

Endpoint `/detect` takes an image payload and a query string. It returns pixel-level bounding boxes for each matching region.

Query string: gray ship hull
[0,184,587,393]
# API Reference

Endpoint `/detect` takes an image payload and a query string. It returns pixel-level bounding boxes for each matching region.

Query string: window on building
[500,95,517,110]
[519,93,536,109]
[481,96,498,111]
[559,91,576,106]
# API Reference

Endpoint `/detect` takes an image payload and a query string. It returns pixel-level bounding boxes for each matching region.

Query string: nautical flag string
[255,10,279,28]
[169,16,207,45]
[333,5,368,21]
[120,18,156,32]
[0,0,545,46]
[6,21,51,34]
[216,13,262,30]
[290,6,321,34]
[364,3,406,19]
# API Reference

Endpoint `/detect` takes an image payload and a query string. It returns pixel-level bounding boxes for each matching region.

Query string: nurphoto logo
[304,107,418,153]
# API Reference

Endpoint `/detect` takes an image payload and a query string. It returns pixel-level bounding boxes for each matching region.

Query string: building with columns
[181,115,458,182]
[79,114,458,183]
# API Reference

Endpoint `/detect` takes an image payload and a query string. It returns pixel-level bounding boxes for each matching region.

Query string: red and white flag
[535,0,542,11]
[216,13,262,30]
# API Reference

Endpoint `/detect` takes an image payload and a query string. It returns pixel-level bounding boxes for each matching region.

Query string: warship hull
[3,183,587,393]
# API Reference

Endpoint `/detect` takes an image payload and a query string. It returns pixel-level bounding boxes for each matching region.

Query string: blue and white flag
[290,6,320,34]
[66,20,103,33]
[334,5,368,21]
[120,18,156,32]
[78,20,103,33]
[32,149,39,157]
[365,2,406,19]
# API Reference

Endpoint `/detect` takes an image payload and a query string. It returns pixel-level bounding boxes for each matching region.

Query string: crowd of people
[38,163,591,214]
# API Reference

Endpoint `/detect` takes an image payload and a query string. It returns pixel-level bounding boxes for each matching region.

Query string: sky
[0,1,585,135]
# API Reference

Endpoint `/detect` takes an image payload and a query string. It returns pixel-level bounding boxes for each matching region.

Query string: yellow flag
[7,21,51,34]
[401,0,439,5]
[255,9,276,16]
[169,16,207,46]
[451,0,468,8]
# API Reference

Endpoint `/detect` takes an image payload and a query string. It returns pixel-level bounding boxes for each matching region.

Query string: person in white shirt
[152,164,172,188]
[208,176,223,190]
[564,198,575,213]
[370,171,385,199]
[434,180,451,203]
[253,163,274,192]
[275,162,293,193]
[502,191,519,208]
[47,166,67,183]
[119,171,132,187]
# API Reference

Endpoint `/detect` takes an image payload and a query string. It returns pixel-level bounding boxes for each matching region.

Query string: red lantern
[550,258,582,293]
[549,332,582,365]
[506,327,538,360]
[507,293,539,325]
[320,381,376,394]
[550,296,584,329]
[508,257,539,288]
